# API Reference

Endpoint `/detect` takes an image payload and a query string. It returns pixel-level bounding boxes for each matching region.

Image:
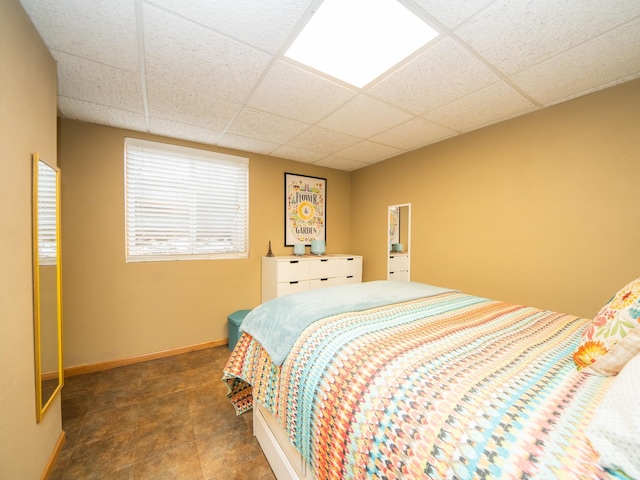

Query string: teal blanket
[240,280,455,365]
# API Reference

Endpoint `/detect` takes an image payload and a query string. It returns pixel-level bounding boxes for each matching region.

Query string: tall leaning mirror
[388,203,411,281]
[32,153,63,422]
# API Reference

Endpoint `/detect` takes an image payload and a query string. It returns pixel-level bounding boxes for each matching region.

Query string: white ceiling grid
[18,0,640,171]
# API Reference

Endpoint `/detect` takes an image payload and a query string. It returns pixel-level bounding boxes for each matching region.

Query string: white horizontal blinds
[38,163,58,264]
[125,138,249,261]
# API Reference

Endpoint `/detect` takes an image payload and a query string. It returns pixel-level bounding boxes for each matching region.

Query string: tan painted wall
[59,119,352,367]
[0,0,62,477]
[352,79,640,319]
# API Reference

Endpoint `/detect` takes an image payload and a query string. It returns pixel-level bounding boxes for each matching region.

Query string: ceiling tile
[143,3,272,104]
[368,36,500,115]
[19,0,640,171]
[247,60,357,123]
[456,0,640,76]
[318,95,413,139]
[425,81,537,132]
[146,0,314,54]
[58,97,148,132]
[216,134,279,156]
[337,141,404,163]
[371,117,456,150]
[288,126,361,155]
[313,156,368,171]
[148,117,222,146]
[511,17,640,106]
[411,0,497,29]
[146,81,240,133]
[271,146,326,164]
[227,108,310,144]
[54,51,144,113]
[19,0,139,71]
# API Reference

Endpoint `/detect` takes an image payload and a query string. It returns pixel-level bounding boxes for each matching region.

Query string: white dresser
[388,253,409,282]
[262,254,363,302]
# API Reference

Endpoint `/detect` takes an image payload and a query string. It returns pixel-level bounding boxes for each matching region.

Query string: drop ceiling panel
[247,60,357,124]
[148,117,223,146]
[271,145,326,164]
[19,0,139,71]
[146,0,314,54]
[146,81,240,133]
[371,117,457,151]
[314,156,368,171]
[456,0,640,76]
[288,126,361,155]
[337,141,404,163]
[368,37,501,115]
[143,3,272,104]
[217,134,280,156]
[425,81,537,132]
[58,97,148,132]
[54,51,145,113]
[411,0,497,29]
[511,17,640,106]
[227,107,310,144]
[318,95,413,139]
[18,0,640,171]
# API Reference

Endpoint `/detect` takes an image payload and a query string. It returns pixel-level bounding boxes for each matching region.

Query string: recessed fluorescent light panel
[286,0,438,88]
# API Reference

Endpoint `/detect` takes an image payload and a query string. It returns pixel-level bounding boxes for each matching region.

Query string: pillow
[573,277,640,375]
[585,353,640,479]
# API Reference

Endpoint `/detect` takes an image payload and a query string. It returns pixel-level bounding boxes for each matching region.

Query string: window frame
[124,137,249,263]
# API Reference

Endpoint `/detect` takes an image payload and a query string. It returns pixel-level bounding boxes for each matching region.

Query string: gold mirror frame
[388,203,411,281]
[32,153,63,422]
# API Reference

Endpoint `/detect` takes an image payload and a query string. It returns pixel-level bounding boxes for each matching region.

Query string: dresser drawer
[388,254,408,272]
[334,274,362,286]
[337,257,362,277]
[276,279,310,297]
[275,259,310,282]
[309,277,343,290]
[308,257,338,279]
[262,255,363,302]
[388,270,409,282]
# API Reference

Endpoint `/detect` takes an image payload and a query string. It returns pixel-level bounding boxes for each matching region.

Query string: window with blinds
[124,138,249,262]
[37,162,58,265]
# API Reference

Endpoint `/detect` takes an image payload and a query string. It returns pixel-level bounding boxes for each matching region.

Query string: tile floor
[51,346,275,480]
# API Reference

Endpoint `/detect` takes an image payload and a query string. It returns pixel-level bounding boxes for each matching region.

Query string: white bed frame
[253,401,311,480]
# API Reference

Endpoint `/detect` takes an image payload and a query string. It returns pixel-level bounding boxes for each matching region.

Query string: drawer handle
[347,258,354,261]
[289,281,299,284]
[320,278,328,281]
[289,260,299,264]
[320,259,328,262]
[347,275,353,278]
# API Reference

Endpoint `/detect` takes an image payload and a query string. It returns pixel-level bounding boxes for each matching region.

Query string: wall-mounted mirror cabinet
[32,153,63,422]
[388,203,411,281]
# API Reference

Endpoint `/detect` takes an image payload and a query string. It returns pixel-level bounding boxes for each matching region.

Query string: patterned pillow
[573,277,640,375]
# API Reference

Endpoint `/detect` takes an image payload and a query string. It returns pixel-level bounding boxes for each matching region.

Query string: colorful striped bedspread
[223,290,615,479]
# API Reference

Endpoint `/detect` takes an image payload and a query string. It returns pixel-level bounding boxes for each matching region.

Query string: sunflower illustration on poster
[284,173,326,246]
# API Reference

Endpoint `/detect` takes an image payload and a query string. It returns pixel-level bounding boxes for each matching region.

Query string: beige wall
[60,79,640,368]
[0,0,62,478]
[59,119,351,367]
[6,0,636,473]
[352,79,640,319]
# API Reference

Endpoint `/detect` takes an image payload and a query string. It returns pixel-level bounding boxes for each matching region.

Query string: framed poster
[285,173,326,246]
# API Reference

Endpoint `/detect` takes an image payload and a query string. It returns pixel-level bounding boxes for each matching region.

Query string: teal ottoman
[228,309,251,351]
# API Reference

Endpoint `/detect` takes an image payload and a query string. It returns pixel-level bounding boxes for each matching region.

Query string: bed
[223,280,640,480]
